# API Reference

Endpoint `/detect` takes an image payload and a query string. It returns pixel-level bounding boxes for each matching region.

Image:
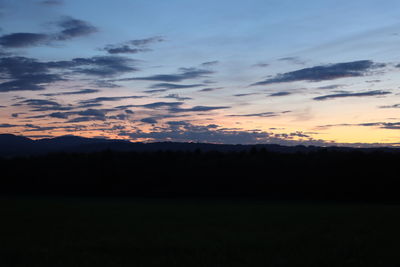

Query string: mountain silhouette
[0,134,398,157]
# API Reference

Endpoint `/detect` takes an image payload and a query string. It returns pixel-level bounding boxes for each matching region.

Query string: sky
[1,0,400,146]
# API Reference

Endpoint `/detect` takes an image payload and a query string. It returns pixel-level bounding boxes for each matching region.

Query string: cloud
[66,116,106,123]
[198,87,223,92]
[278,57,305,65]
[0,33,49,48]
[124,67,213,82]
[379,104,400,108]
[317,84,343,90]
[141,117,158,124]
[39,108,117,122]
[313,90,390,101]
[201,61,219,67]
[119,122,321,145]
[13,98,73,111]
[170,105,230,113]
[0,55,136,92]
[40,89,99,96]
[136,101,183,109]
[0,123,18,128]
[148,83,204,90]
[143,89,168,93]
[56,56,138,77]
[55,17,97,40]
[252,62,269,68]
[233,93,259,97]
[252,60,383,86]
[94,80,121,88]
[269,91,292,97]
[40,0,63,5]
[0,73,62,92]
[162,94,192,101]
[229,111,290,117]
[79,95,145,105]
[0,56,64,92]
[103,36,164,54]
[0,17,96,48]
[318,121,400,130]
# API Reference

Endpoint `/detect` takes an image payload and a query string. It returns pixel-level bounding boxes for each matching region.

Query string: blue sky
[1,0,400,145]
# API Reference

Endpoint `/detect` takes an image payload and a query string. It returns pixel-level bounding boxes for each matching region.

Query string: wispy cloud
[313,90,390,101]
[102,36,164,54]
[252,60,384,86]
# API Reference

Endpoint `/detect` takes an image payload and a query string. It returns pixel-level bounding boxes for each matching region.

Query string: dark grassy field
[1,198,400,267]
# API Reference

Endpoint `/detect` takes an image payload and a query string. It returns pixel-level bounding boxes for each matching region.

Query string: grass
[1,197,400,266]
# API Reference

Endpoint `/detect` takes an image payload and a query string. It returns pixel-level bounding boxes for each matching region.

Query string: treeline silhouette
[1,148,399,201]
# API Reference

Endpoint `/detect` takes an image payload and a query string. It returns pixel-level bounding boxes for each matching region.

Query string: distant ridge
[0,134,398,157]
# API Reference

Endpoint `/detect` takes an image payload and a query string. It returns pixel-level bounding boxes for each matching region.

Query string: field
[1,197,400,267]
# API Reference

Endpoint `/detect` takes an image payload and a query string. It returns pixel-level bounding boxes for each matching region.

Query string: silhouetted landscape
[2,134,400,201]
[3,136,400,266]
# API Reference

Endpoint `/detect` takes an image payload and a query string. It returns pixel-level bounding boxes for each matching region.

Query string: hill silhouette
[1,134,399,157]
[1,134,400,201]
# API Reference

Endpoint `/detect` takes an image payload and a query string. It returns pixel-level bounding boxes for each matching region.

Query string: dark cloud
[319,121,400,130]
[55,17,97,40]
[43,108,113,121]
[40,0,63,5]
[0,123,18,128]
[170,105,230,113]
[252,60,383,86]
[379,104,400,109]
[143,89,168,93]
[198,87,223,92]
[201,61,219,67]
[0,56,63,92]
[77,108,107,117]
[269,91,291,97]
[233,93,258,97]
[79,95,145,105]
[141,117,158,124]
[0,33,49,48]
[67,116,105,123]
[162,94,192,101]
[252,63,269,68]
[13,98,73,111]
[278,57,304,65]
[104,45,149,54]
[148,83,204,90]
[16,99,60,106]
[0,55,136,92]
[313,90,391,101]
[103,36,164,54]
[114,104,135,109]
[41,108,112,122]
[0,17,96,48]
[44,55,137,76]
[58,56,138,77]
[40,89,99,96]
[229,111,289,118]
[317,84,343,90]
[0,73,62,92]
[94,80,121,88]
[119,122,319,145]
[124,67,213,82]
[23,123,86,132]
[136,101,183,109]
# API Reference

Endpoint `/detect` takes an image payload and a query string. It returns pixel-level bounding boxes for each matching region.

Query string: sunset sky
[1,0,400,146]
